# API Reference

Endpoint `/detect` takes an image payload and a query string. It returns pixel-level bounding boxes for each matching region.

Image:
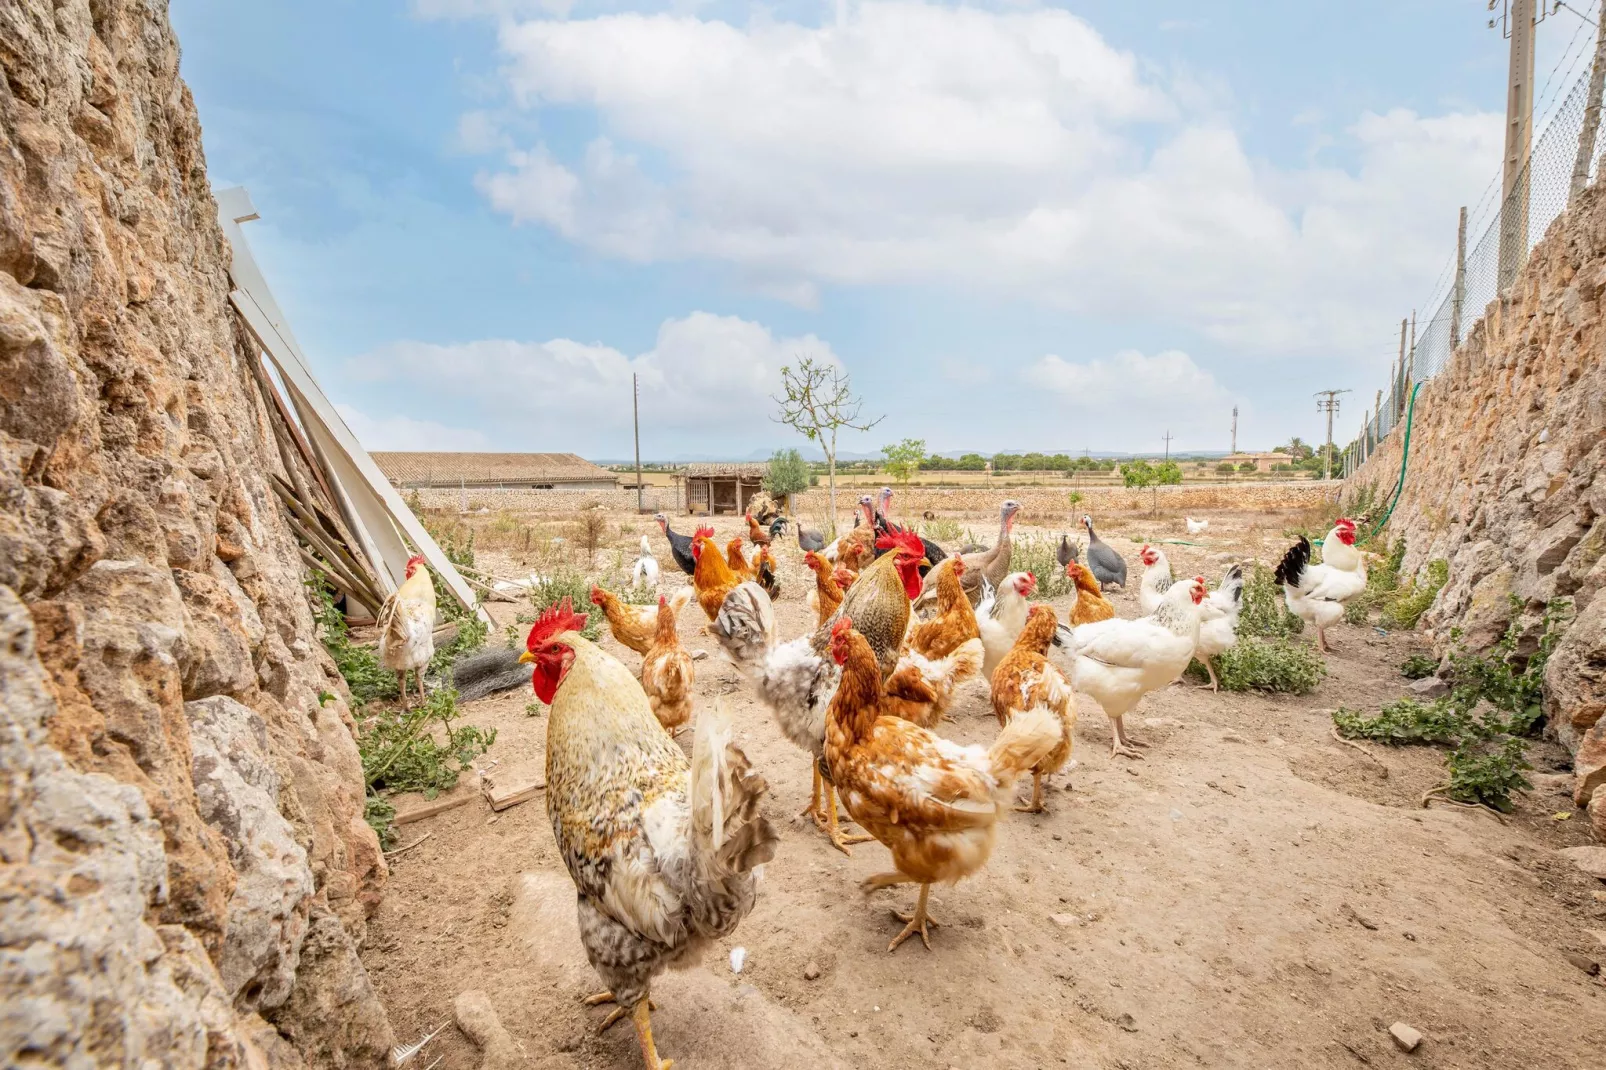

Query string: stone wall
[1345,184,1606,840]
[1,3,391,1067]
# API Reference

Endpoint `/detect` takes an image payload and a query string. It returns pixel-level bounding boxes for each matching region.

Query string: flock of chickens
[373,492,1370,1070]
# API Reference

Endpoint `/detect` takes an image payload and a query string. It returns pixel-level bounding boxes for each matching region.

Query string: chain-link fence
[1342,49,1604,478]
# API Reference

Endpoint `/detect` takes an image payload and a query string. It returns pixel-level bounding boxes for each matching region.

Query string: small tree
[764,448,811,504]
[1121,459,1157,488]
[773,356,883,536]
[881,438,926,486]
[1154,460,1183,485]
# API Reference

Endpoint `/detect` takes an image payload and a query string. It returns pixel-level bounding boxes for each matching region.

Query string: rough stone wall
[1,2,391,1066]
[1346,184,1606,840]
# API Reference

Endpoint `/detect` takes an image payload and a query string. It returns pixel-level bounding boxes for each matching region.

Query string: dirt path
[363,518,1606,1069]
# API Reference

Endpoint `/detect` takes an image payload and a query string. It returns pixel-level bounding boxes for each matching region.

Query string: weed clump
[1186,563,1323,694]
[1399,653,1438,679]
[1010,537,1074,601]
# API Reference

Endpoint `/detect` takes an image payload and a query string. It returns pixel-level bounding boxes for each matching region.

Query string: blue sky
[170,0,1599,460]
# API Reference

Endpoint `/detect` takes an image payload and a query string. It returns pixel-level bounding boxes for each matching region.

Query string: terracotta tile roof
[372,452,617,487]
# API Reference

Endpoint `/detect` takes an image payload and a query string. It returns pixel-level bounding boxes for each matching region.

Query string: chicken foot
[582,991,655,1033]
[396,671,410,711]
[813,783,873,855]
[1195,658,1220,693]
[1110,715,1146,760]
[889,883,940,952]
[1014,769,1049,813]
[632,997,674,1070]
[1317,625,1335,653]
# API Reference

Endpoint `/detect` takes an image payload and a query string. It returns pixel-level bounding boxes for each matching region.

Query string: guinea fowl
[654,513,708,576]
[1081,514,1127,589]
[914,499,1019,613]
[1056,533,1080,568]
[796,521,826,553]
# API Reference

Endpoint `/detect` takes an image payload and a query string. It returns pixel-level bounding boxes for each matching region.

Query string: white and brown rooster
[376,553,436,708]
[520,597,778,1070]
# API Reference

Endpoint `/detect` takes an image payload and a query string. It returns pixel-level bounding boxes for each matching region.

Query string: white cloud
[465,2,1499,354]
[334,404,493,451]
[343,312,839,452]
[1023,348,1241,445]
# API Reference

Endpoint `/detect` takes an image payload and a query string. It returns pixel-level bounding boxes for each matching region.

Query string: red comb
[525,597,588,650]
[831,616,854,637]
[658,595,667,607]
[695,525,715,540]
[875,526,924,557]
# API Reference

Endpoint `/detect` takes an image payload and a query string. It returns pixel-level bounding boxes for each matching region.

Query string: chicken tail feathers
[667,585,695,619]
[1274,537,1311,587]
[710,582,777,671]
[1220,563,1244,603]
[690,696,778,875]
[985,705,1062,787]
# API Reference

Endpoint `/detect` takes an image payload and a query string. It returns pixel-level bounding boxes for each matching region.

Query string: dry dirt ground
[362,512,1606,1070]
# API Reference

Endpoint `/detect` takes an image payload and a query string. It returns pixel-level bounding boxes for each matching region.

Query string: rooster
[824,617,1061,951]
[1137,544,1175,616]
[745,512,771,549]
[691,534,745,623]
[520,599,778,1070]
[979,571,1036,679]
[991,605,1077,813]
[640,594,695,736]
[804,550,847,627]
[591,585,693,656]
[1064,562,1115,626]
[376,553,437,709]
[869,486,946,575]
[1275,519,1366,652]
[1056,577,1206,759]
[1194,565,1244,691]
[905,557,980,661]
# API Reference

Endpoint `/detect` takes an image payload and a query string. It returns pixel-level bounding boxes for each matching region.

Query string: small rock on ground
[1389,1022,1423,1052]
[1406,676,1449,698]
[1558,846,1606,880]
[802,961,821,981]
[455,989,525,1070]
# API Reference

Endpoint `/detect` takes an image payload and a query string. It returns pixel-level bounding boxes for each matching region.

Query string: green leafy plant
[1333,697,1470,746]
[1238,563,1303,639]
[1443,736,1533,813]
[307,572,397,705]
[364,796,397,850]
[1399,653,1438,679]
[881,438,927,486]
[1009,537,1074,600]
[1380,559,1448,629]
[1200,638,1326,694]
[1343,540,1405,624]
[525,700,546,718]
[765,448,812,498]
[359,687,496,799]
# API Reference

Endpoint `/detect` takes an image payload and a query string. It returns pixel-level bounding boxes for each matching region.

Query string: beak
[518,651,535,664]
[918,557,931,569]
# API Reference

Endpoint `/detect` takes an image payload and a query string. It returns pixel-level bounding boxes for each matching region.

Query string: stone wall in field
[1345,184,1606,840]
[790,481,1339,522]
[1,3,390,1066]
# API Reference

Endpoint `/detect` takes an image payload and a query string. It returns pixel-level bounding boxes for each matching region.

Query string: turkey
[654,513,709,576]
[1080,514,1127,589]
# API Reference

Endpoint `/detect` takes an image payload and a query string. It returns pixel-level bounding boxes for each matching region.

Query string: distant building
[372,452,619,491]
[1220,451,1289,473]
[684,462,769,515]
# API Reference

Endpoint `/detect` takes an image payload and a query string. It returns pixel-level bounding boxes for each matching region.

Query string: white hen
[376,553,437,709]
[979,571,1037,679]
[1274,519,1366,652]
[1056,577,1205,759]
[631,535,660,587]
[1137,544,1175,616]
[1194,564,1244,691]
[1185,517,1209,535]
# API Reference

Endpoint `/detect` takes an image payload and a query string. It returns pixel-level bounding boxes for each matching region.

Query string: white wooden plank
[217,187,489,624]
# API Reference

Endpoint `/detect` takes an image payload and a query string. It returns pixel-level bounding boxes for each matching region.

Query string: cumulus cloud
[334,404,493,451]
[1025,349,1230,406]
[343,312,839,452]
[463,2,1499,357]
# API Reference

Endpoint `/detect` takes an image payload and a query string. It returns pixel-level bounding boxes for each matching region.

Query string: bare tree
[772,356,882,537]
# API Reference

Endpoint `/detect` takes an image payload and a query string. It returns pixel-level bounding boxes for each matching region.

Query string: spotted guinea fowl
[1056,533,1080,568]
[796,521,826,553]
[1081,514,1127,589]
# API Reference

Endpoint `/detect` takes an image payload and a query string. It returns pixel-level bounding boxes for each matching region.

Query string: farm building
[685,462,769,515]
[373,452,619,491]
[1220,451,1294,473]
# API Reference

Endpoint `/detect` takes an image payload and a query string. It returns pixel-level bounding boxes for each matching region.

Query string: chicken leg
[583,991,657,1032]
[1196,657,1220,693]
[1015,769,1047,813]
[888,882,939,952]
[1110,715,1145,760]
[799,765,826,824]
[396,670,410,710]
[1317,625,1334,653]
[416,669,427,706]
[632,997,673,1070]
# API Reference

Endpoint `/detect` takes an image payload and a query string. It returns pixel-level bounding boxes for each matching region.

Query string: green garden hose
[1363,380,1423,543]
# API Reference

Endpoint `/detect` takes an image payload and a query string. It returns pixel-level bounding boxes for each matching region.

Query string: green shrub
[1380,559,1448,629]
[921,517,964,544]
[1445,736,1532,812]
[1204,637,1326,694]
[307,573,396,705]
[359,687,496,799]
[1344,540,1405,624]
[1010,537,1074,600]
[765,448,812,498]
[1238,563,1303,639]
[1399,653,1438,679]
[1333,697,1470,745]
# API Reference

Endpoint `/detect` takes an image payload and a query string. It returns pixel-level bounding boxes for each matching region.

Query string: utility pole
[1394,318,1407,420]
[1230,406,1238,455]
[632,374,643,513]
[1314,390,1351,481]
[1162,430,1174,462]
[1402,310,1416,418]
[1571,1,1606,203]
[1496,0,1540,291]
[1452,206,1468,350]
